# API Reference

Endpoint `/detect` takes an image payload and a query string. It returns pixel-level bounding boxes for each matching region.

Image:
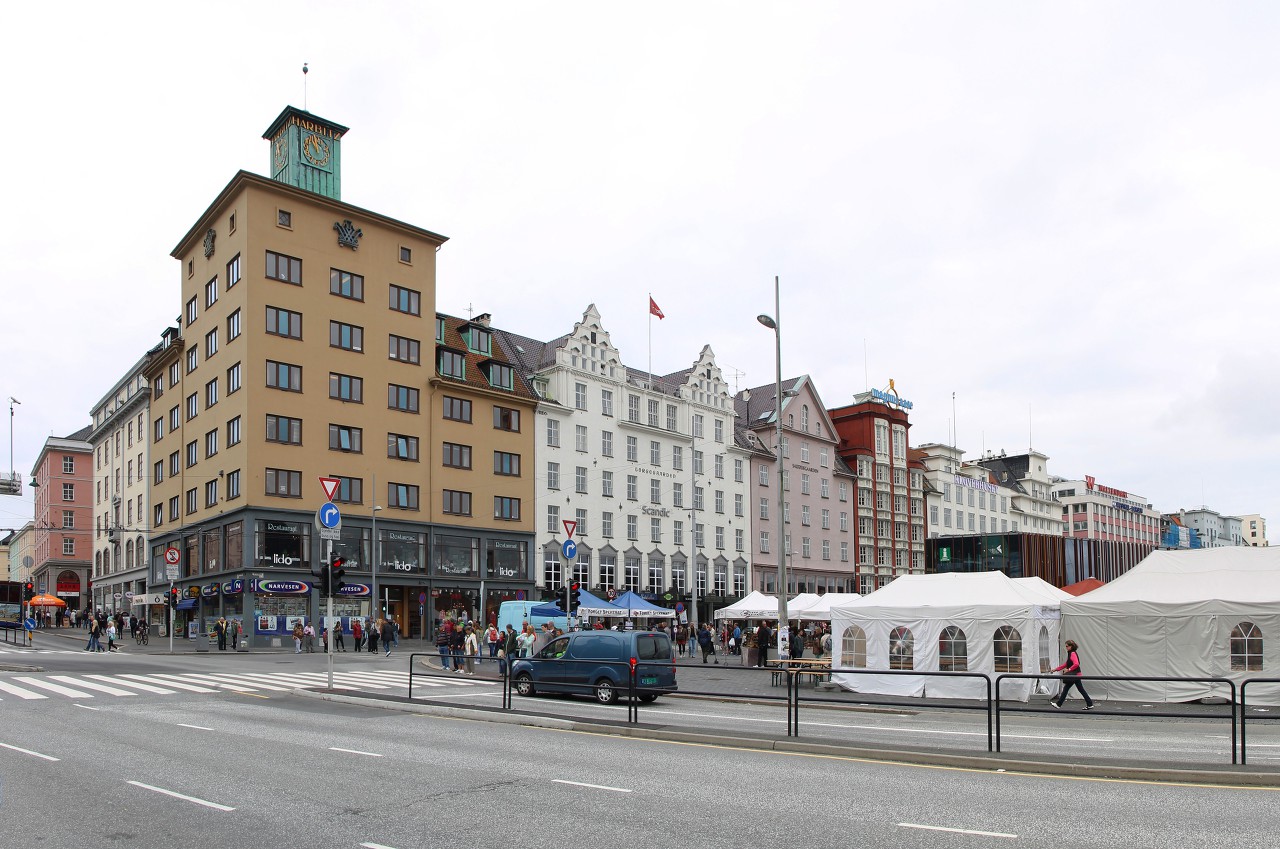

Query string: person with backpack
[1051,639,1095,710]
[367,619,380,654]
[486,622,500,660]
[697,623,718,664]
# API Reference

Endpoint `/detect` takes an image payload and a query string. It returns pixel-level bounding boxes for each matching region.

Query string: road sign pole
[327,539,335,690]
[169,581,174,653]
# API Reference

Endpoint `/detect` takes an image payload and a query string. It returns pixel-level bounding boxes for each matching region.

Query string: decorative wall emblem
[334,219,363,250]
[203,228,216,257]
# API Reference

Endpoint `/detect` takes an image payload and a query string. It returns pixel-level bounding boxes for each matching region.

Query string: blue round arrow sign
[319,503,341,529]
[562,539,577,560]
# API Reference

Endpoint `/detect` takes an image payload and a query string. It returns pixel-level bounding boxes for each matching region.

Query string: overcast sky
[2,2,1276,540]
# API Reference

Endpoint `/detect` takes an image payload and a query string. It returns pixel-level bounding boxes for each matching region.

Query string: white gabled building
[497,304,753,622]
[917,442,1020,539]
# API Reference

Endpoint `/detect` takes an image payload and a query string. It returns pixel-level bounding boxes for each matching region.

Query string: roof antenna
[302,62,309,110]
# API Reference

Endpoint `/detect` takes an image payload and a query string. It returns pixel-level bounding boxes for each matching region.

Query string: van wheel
[638,694,658,703]
[594,679,618,704]
[514,673,536,697]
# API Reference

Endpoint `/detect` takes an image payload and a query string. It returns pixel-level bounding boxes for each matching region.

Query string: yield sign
[318,476,340,502]
[562,519,577,539]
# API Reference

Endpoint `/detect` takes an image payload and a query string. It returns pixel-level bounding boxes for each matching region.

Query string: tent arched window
[939,625,967,671]
[888,626,914,670]
[993,625,1022,673]
[1038,625,1052,673]
[840,625,867,668]
[1231,622,1263,671]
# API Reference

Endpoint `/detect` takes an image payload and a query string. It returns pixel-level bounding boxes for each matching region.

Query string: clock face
[302,132,331,167]
[273,134,289,170]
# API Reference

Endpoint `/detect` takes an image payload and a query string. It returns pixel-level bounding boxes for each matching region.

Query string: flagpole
[648,292,653,385]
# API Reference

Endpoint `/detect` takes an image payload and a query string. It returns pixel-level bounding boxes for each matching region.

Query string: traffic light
[331,556,347,596]
[568,582,582,615]
[167,587,179,609]
[311,562,330,597]
[23,581,34,601]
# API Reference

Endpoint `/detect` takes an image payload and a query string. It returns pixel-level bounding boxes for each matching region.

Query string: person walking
[231,619,242,650]
[756,620,772,667]
[292,620,304,653]
[368,619,380,654]
[215,616,228,651]
[380,618,394,657]
[352,618,364,652]
[106,620,118,652]
[464,625,479,675]
[1051,639,1095,710]
[436,622,453,670]
[303,622,316,652]
[486,622,499,660]
[334,620,346,652]
[697,623,718,664]
[449,623,466,673]
[86,618,103,652]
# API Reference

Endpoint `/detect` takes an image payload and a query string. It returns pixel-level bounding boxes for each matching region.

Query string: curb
[290,688,1279,787]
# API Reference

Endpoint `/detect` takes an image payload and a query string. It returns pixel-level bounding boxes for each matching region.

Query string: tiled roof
[435,314,539,402]
[735,376,805,430]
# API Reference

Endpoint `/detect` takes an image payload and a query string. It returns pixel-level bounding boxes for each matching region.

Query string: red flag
[649,297,665,319]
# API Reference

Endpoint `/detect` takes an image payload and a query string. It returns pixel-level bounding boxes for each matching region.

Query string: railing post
[1239,680,1247,766]
[408,653,414,698]
[985,673,993,753]
[994,674,1003,753]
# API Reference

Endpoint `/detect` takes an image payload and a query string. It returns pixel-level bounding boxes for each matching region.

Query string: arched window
[993,625,1022,673]
[1038,625,1052,674]
[787,413,794,428]
[125,539,134,569]
[840,625,867,668]
[103,549,111,573]
[888,626,914,670]
[801,405,810,431]
[1231,622,1263,671]
[939,625,968,671]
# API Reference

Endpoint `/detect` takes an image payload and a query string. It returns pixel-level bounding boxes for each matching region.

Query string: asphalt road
[3,659,1279,849]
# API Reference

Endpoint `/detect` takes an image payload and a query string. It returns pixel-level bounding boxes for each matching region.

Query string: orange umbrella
[29,594,66,607]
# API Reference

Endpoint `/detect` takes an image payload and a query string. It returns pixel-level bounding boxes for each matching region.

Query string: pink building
[29,427,93,613]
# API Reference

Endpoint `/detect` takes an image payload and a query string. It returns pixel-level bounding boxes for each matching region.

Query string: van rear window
[637,635,671,660]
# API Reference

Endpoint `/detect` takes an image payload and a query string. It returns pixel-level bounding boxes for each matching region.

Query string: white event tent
[830,571,1065,702]
[713,591,778,620]
[796,593,861,621]
[1061,547,1280,704]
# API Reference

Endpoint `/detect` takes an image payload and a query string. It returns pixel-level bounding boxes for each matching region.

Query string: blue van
[511,630,677,704]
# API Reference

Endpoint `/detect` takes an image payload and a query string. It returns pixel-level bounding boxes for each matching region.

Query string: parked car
[511,630,677,704]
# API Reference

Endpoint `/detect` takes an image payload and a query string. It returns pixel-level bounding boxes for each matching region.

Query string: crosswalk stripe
[0,680,47,700]
[197,673,292,692]
[89,674,175,694]
[150,673,259,691]
[49,676,137,696]
[237,672,359,691]
[14,677,96,698]
[120,674,216,693]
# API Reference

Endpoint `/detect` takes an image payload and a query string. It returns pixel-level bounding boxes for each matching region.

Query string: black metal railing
[1239,677,1280,765]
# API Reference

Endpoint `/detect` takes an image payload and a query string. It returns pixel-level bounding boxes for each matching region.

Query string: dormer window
[484,361,514,391]
[435,317,445,343]
[438,348,465,380]
[466,326,492,355]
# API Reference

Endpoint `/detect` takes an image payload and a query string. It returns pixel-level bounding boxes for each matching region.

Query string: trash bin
[746,646,758,668]
[194,632,210,652]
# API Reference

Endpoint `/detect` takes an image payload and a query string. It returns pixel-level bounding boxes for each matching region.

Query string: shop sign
[252,579,311,595]
[202,584,220,598]
[954,474,998,494]
[337,583,370,597]
[222,579,244,595]
[1085,475,1128,499]
[186,586,202,598]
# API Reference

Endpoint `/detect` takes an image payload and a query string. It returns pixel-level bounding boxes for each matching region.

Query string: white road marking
[153,673,259,691]
[92,674,175,694]
[899,823,1017,838]
[0,679,48,699]
[329,747,383,757]
[360,843,401,849]
[552,779,632,793]
[120,674,215,693]
[0,741,60,761]
[177,723,214,731]
[13,677,96,698]
[74,704,100,711]
[127,780,235,811]
[50,675,137,696]
[196,673,292,692]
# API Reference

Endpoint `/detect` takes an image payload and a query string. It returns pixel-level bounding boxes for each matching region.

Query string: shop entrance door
[387,594,404,643]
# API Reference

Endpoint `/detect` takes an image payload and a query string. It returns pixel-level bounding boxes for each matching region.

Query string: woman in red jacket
[1051,639,1095,710]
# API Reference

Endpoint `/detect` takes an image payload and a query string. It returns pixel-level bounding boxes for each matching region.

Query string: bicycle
[136,625,149,646]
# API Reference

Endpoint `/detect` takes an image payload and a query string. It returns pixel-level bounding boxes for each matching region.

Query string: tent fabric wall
[1061,548,1280,704]
[830,572,1064,702]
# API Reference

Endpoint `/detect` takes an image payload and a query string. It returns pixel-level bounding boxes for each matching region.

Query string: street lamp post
[757,275,789,658]
[370,503,382,621]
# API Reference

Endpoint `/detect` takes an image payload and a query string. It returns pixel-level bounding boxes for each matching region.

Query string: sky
[1,2,1277,540]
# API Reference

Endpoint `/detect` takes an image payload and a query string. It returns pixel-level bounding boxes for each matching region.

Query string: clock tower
[262,105,349,201]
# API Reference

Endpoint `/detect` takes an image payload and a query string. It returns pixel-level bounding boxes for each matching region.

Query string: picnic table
[770,657,832,686]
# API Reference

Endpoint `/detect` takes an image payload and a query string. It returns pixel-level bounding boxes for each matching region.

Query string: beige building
[1240,514,1268,547]
[147,106,535,645]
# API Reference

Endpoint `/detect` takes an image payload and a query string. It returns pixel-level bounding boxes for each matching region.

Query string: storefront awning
[176,598,199,610]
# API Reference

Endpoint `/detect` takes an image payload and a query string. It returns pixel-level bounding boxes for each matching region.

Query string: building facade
[1051,476,1162,547]
[828,388,926,593]
[975,450,1064,537]
[917,442,1021,541]
[1239,514,1268,547]
[29,429,93,613]
[88,353,153,614]
[1173,507,1241,548]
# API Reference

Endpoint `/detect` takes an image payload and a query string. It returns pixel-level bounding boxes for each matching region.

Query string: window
[1231,622,1263,671]
[601,512,613,538]
[494,451,520,476]
[226,469,241,500]
[841,626,867,668]
[672,446,683,471]
[267,360,302,392]
[601,430,613,457]
[277,209,292,228]
[399,246,412,263]
[440,489,469,515]
[759,531,769,553]
[442,396,471,422]
[547,505,560,534]
[651,518,662,543]
[330,268,364,300]
[169,406,180,430]
[576,466,589,494]
[436,349,466,379]
[205,479,218,508]
[333,476,363,504]
[205,328,219,358]
[993,626,1022,673]
[493,406,520,431]
[693,414,704,438]
[389,483,421,510]
[390,334,421,364]
[575,382,588,411]
[330,424,363,453]
[673,521,684,546]
[266,250,301,284]
[485,362,513,390]
[205,378,218,409]
[734,458,744,482]
[227,309,241,341]
[205,276,219,309]
[735,494,744,517]
[226,253,241,289]
[330,321,364,352]
[265,468,302,497]
[601,390,613,416]
[693,450,704,475]
[205,428,218,458]
[888,626,913,670]
[572,425,587,453]
[650,478,661,504]
[601,471,613,498]
[939,626,968,671]
[389,284,420,315]
[626,436,638,462]
[626,475,638,501]
[759,497,769,520]
[186,296,198,326]
[388,433,419,461]
[546,462,561,490]
[187,345,199,373]
[647,398,660,427]
[388,384,419,413]
[466,327,492,355]
[673,482,683,508]
[227,416,241,447]
[626,516,638,541]
[186,392,199,420]
[266,415,302,445]
[759,465,769,486]
[545,419,560,447]
[494,497,520,520]
[442,442,471,468]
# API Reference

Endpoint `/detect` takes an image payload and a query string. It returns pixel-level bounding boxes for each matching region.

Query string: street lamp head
[756,314,777,330]
[372,505,383,513]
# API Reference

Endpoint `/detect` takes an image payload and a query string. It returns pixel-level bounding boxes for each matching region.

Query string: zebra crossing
[0,647,102,655]
[0,668,492,701]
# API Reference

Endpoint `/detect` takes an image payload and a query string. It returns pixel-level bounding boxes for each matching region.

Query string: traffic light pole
[326,539,335,690]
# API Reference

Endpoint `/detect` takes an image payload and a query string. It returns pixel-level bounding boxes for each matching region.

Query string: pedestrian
[790,625,805,660]
[517,623,535,658]
[486,622,499,660]
[303,622,316,652]
[449,623,466,672]
[368,619,380,654]
[352,618,364,652]
[676,624,688,657]
[464,625,479,675]
[321,624,329,653]
[292,620,304,653]
[756,620,772,667]
[106,620,118,652]
[697,623,718,664]
[231,619,242,650]
[1051,639,1095,710]
[436,621,453,670]
[334,620,346,652]
[732,624,742,655]
[86,618,102,652]
[380,617,394,657]
[215,616,228,651]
